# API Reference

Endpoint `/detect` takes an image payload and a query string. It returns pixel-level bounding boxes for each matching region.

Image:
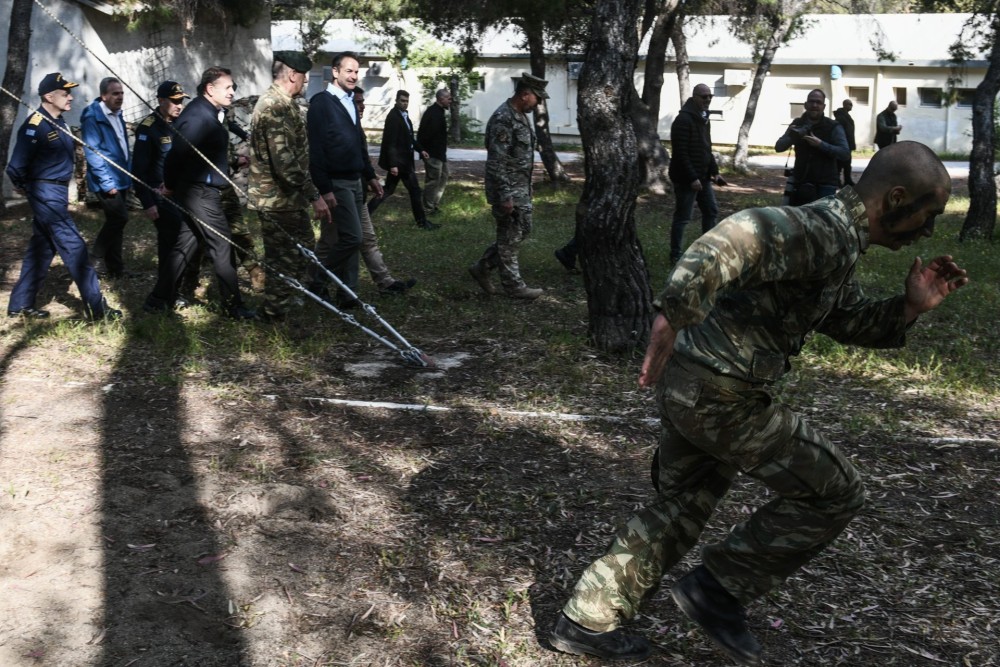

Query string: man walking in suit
[307,51,385,307]
[834,99,856,186]
[367,90,438,230]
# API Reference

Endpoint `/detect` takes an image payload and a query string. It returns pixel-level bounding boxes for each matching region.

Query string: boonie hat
[38,72,79,96]
[156,81,190,101]
[274,51,313,74]
[516,72,549,99]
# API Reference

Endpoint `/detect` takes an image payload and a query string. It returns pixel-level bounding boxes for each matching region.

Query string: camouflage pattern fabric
[483,100,534,206]
[563,354,865,630]
[479,203,533,290]
[562,187,913,632]
[248,83,320,212]
[657,188,910,383]
[221,184,257,271]
[258,209,314,317]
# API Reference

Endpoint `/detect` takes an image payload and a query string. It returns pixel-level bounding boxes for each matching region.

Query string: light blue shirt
[327,82,356,124]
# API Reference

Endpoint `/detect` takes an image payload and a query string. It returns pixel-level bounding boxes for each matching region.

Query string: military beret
[38,72,79,96]
[517,72,549,100]
[156,81,190,101]
[274,51,313,74]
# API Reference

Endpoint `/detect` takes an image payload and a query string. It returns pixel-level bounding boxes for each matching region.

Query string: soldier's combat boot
[505,285,543,300]
[468,261,495,294]
[550,613,652,661]
[671,566,762,665]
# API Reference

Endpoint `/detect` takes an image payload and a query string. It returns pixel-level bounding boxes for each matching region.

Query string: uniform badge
[161,137,172,144]
[137,134,148,141]
[25,128,36,137]
[47,131,59,141]
[28,113,43,126]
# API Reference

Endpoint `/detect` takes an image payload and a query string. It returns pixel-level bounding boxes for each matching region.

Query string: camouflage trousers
[563,354,865,631]
[478,203,533,290]
[222,185,258,271]
[258,208,315,317]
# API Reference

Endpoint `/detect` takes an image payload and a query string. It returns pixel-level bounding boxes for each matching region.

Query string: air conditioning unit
[723,69,751,87]
[567,62,584,80]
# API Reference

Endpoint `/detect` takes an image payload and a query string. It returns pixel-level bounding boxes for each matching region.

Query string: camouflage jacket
[657,188,910,384]
[248,83,319,211]
[484,100,534,206]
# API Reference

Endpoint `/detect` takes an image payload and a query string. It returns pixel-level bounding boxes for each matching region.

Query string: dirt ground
[0,166,998,667]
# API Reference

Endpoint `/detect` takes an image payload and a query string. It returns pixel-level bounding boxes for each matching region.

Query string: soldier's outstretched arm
[639,313,677,389]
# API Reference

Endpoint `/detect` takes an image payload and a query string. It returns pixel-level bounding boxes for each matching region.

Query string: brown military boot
[506,285,543,300]
[249,264,266,293]
[468,261,495,294]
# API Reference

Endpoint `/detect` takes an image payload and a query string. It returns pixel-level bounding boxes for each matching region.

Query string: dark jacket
[833,108,856,151]
[875,109,899,149]
[775,114,849,188]
[307,88,367,194]
[5,107,75,187]
[132,111,173,209]
[163,95,230,190]
[668,98,718,184]
[377,106,423,172]
[417,102,448,161]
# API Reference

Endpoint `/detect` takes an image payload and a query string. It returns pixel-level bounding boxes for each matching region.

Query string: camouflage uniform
[248,82,320,318]
[564,188,910,630]
[476,100,535,290]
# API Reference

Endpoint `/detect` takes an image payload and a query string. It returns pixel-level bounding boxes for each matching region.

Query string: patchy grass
[0,166,997,667]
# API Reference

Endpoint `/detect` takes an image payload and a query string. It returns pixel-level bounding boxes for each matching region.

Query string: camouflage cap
[156,81,190,100]
[516,72,549,99]
[38,72,79,96]
[274,51,313,74]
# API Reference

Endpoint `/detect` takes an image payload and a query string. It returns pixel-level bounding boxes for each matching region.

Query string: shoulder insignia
[47,130,59,141]
[140,115,156,127]
[160,137,172,144]
[28,113,44,127]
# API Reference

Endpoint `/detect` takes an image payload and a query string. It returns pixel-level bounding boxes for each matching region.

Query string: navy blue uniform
[5,107,108,317]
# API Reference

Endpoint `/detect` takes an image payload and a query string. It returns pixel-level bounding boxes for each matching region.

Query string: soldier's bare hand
[902,255,969,322]
[312,197,332,225]
[639,313,677,389]
[144,205,159,221]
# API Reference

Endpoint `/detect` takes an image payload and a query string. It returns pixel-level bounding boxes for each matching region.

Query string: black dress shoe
[671,566,762,665]
[7,307,50,319]
[381,278,416,294]
[226,305,259,320]
[91,308,123,322]
[416,219,440,230]
[554,247,577,271]
[550,613,652,661]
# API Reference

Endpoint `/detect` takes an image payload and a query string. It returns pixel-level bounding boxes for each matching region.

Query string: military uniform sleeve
[485,113,516,203]
[816,284,910,348]
[81,107,116,193]
[261,101,318,200]
[131,121,158,209]
[5,119,39,188]
[658,209,850,329]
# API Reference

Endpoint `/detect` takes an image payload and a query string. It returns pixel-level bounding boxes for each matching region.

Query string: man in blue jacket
[6,72,120,321]
[81,77,132,278]
[307,51,384,307]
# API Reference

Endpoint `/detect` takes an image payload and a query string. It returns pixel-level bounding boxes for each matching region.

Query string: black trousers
[146,183,242,309]
[367,168,427,224]
[92,188,130,274]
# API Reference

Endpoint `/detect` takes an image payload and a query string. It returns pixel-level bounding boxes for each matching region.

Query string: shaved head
[856,141,950,199]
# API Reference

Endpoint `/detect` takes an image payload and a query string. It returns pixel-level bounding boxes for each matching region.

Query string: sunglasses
[697,94,713,100]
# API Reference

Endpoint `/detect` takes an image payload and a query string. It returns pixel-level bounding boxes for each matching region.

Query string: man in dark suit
[834,99,856,186]
[144,66,256,319]
[307,51,384,307]
[367,90,438,230]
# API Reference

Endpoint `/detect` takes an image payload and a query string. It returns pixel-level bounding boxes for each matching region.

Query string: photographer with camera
[775,89,849,205]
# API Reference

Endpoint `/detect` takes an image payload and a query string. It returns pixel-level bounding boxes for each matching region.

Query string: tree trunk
[577,0,652,353]
[524,22,569,183]
[671,15,691,106]
[0,0,34,216]
[962,18,1000,241]
[636,3,680,194]
[733,23,790,173]
[448,75,461,144]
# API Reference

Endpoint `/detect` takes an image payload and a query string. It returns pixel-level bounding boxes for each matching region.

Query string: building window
[956,88,976,107]
[847,86,869,105]
[893,87,907,106]
[918,87,943,107]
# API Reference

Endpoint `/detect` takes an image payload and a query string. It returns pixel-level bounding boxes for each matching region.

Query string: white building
[274,13,988,153]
